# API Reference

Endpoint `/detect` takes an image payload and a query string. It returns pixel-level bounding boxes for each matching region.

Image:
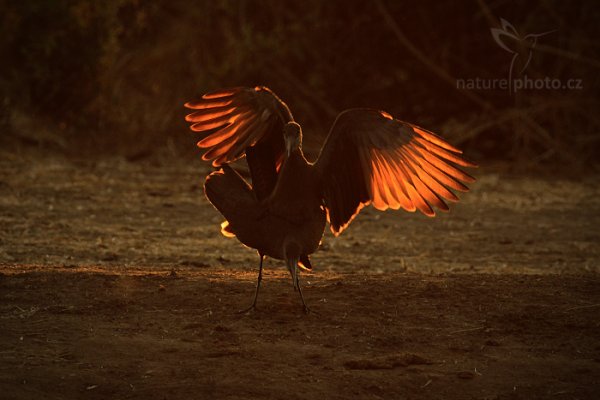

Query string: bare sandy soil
[1,153,599,399]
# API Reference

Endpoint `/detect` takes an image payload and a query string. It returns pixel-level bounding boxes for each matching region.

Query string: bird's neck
[274,148,312,197]
[267,145,321,220]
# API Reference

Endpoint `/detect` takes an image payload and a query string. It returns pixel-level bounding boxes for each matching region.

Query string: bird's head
[283,121,302,157]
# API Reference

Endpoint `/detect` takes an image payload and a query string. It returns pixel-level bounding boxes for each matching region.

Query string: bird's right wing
[185,86,293,200]
[314,109,476,236]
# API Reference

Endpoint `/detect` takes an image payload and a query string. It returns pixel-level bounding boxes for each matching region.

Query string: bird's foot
[302,303,319,315]
[237,304,258,314]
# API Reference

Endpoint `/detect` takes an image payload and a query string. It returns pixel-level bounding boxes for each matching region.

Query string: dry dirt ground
[0,153,599,399]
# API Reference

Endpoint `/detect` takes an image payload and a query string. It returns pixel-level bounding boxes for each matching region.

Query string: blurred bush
[1,0,598,169]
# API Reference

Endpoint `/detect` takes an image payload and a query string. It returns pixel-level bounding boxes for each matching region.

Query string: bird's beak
[285,137,293,158]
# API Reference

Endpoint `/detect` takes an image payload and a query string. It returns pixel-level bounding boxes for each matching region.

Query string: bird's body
[267,149,325,234]
[205,159,326,263]
[186,86,476,312]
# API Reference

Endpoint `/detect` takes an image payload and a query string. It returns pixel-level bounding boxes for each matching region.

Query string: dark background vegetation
[1,0,598,170]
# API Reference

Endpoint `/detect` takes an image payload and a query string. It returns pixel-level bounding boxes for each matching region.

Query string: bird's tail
[298,255,313,271]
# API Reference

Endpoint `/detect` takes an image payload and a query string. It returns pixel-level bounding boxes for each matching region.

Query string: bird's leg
[287,256,313,314]
[238,253,264,313]
[296,275,319,315]
[286,256,298,291]
[296,270,314,314]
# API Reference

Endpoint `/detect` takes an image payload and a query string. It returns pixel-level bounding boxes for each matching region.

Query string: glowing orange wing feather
[184,86,292,168]
[315,109,477,236]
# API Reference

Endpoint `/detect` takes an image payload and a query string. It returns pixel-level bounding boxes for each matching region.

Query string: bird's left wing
[314,109,477,236]
[185,86,292,166]
[185,86,293,200]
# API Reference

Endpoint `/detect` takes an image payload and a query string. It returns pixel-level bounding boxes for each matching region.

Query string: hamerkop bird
[185,86,476,312]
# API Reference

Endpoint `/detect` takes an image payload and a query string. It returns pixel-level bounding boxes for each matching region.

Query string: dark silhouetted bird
[185,86,476,312]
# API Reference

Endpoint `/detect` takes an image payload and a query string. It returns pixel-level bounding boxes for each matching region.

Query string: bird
[184,86,476,312]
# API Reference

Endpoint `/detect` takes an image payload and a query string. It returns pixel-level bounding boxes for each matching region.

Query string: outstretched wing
[185,86,293,200]
[314,109,477,236]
